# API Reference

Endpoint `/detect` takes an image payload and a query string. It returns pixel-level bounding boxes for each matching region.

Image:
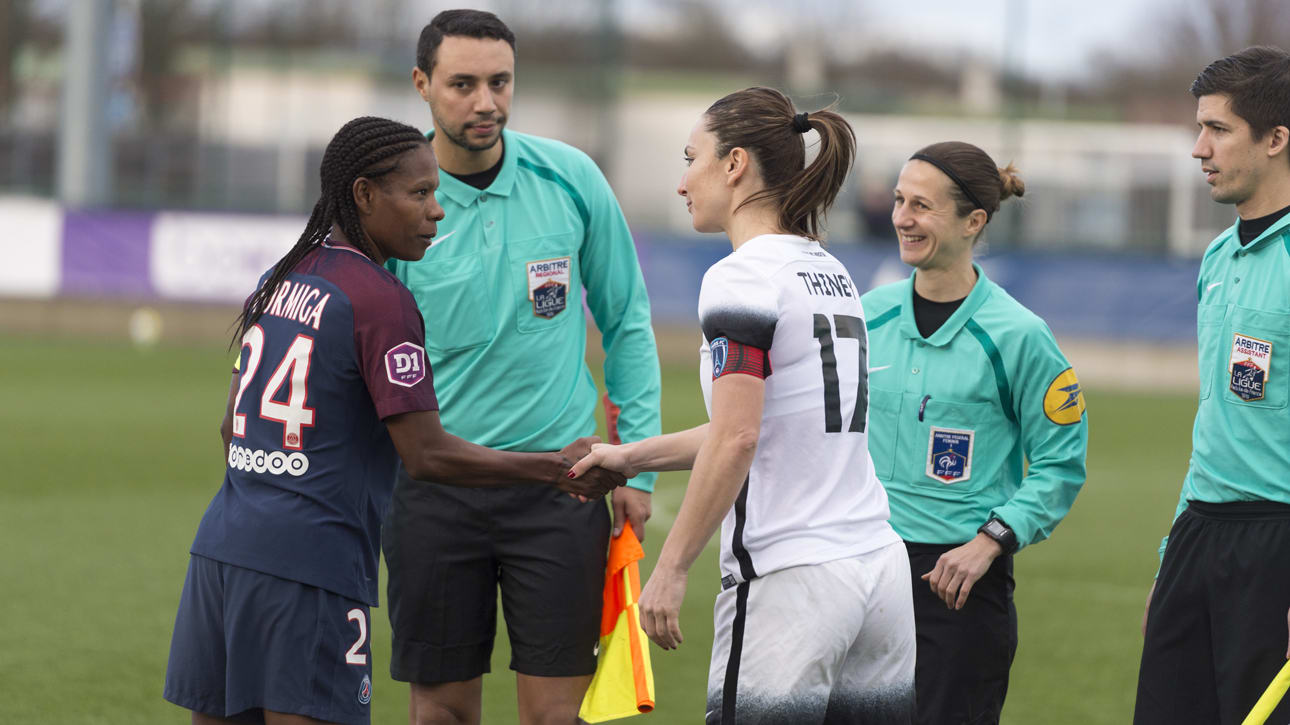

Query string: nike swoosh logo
[1206,281,1223,291]
[429,230,457,248]
[868,365,892,373]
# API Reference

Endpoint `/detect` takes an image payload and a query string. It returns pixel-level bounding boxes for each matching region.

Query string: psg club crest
[711,337,729,378]
[357,674,372,705]
[1229,333,1271,402]
[384,342,427,388]
[526,256,571,319]
[926,427,974,484]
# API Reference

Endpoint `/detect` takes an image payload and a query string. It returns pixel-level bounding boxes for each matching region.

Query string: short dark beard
[437,113,507,153]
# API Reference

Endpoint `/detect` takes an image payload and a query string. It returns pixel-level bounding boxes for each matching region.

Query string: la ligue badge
[527,256,571,319]
[1229,333,1271,402]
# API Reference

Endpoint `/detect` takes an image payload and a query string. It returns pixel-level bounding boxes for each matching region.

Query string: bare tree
[628,0,771,74]
[138,0,217,128]
[0,0,33,121]
[1165,0,1290,61]
[1088,0,1290,123]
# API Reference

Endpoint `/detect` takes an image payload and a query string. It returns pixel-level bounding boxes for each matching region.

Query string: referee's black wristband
[978,517,1018,554]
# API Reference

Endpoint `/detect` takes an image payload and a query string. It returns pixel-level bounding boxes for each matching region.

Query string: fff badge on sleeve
[527,256,571,319]
[927,427,974,484]
[1229,333,1272,402]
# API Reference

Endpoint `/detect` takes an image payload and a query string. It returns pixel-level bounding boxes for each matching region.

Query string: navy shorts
[164,555,374,725]
[382,469,610,683]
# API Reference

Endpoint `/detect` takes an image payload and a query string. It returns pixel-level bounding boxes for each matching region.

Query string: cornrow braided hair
[231,116,430,348]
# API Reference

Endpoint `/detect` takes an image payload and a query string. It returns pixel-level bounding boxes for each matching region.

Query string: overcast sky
[618,0,1168,81]
[45,0,1176,83]
[856,0,1159,79]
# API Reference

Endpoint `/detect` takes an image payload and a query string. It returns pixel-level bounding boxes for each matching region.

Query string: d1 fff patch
[384,342,426,388]
[926,427,974,484]
[1043,367,1086,425]
[710,337,729,378]
[1229,333,1272,402]
[527,256,571,319]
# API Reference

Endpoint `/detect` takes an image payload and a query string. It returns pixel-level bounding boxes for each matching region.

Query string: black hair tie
[791,112,812,134]
[909,152,990,220]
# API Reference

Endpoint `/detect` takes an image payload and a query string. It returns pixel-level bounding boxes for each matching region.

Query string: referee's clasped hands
[555,436,627,499]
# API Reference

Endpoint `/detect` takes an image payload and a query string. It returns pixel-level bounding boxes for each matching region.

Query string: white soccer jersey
[698,234,899,586]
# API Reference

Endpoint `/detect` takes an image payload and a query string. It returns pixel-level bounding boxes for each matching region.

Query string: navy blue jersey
[191,240,439,606]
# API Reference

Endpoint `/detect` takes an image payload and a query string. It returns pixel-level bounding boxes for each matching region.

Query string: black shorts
[382,465,610,683]
[905,542,1017,725]
[1135,500,1290,725]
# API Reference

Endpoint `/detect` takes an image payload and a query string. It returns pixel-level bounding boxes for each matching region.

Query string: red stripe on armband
[711,338,771,380]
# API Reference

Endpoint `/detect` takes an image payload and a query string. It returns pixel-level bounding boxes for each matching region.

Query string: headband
[791,112,812,134]
[910,153,989,219]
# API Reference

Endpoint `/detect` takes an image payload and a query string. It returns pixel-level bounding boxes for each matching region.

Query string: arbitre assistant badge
[526,256,571,319]
[1229,333,1272,402]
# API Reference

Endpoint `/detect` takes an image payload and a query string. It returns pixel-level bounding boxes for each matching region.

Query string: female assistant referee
[861,141,1089,725]
[162,116,619,725]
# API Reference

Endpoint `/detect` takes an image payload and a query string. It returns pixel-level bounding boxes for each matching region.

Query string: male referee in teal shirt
[380,10,661,725]
[1135,46,1290,725]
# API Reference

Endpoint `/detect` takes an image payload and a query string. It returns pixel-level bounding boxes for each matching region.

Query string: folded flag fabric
[602,393,622,445]
[579,520,655,722]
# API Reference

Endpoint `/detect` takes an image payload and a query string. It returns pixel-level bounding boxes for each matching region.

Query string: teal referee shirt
[388,129,661,491]
[862,265,1089,548]
[1159,213,1290,557]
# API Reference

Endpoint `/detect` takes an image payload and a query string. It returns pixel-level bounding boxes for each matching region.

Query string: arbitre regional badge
[1229,333,1272,402]
[526,256,571,319]
[926,427,974,484]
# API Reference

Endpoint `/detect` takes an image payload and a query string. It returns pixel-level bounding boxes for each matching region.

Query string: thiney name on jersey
[263,279,331,330]
[795,271,856,299]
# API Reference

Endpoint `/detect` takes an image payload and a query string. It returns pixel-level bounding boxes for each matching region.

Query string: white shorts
[705,541,915,724]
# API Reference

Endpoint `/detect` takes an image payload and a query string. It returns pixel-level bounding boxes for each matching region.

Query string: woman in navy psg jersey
[163,116,622,725]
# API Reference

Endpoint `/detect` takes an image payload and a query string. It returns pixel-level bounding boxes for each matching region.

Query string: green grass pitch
[0,335,1193,723]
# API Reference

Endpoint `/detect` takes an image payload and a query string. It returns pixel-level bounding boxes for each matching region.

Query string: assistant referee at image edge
[1135,45,1290,725]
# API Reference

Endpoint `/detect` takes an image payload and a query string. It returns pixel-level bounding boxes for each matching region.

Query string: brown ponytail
[703,87,856,240]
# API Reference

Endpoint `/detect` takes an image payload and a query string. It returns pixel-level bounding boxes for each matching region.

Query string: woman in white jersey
[571,87,915,724]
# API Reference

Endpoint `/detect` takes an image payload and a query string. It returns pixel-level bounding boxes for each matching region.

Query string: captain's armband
[711,337,771,380]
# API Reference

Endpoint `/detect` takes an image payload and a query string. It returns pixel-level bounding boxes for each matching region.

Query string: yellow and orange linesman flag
[579,519,656,722]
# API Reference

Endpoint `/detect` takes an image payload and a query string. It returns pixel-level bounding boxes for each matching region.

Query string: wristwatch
[978,517,1018,554]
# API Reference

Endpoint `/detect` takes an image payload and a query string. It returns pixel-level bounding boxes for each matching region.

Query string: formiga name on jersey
[796,271,856,299]
[263,280,332,330]
[228,444,310,477]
